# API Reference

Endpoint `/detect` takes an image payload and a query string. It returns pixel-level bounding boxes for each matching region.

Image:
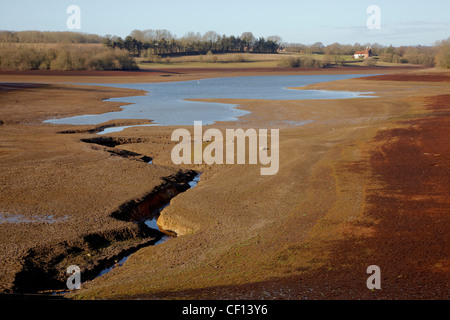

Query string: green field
[136,52,368,69]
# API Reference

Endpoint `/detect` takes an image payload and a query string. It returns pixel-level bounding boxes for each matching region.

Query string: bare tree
[241,32,255,44]
[203,31,220,43]
[267,35,282,45]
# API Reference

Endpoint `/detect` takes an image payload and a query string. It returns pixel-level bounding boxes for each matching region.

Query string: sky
[0,0,449,46]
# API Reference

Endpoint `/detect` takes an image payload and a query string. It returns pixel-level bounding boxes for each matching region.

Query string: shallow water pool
[44,74,377,127]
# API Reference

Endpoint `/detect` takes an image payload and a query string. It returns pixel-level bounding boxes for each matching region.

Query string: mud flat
[0,82,192,293]
[0,67,448,299]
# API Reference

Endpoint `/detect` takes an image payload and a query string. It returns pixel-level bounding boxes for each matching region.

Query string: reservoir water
[44,74,376,127]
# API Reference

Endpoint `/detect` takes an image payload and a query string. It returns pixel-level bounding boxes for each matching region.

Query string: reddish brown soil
[0,70,176,77]
[356,94,449,298]
[361,73,450,82]
[292,93,449,300]
[0,67,447,299]
[111,77,450,300]
[0,65,423,78]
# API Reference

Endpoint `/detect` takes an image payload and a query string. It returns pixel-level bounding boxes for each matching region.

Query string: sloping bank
[12,169,199,293]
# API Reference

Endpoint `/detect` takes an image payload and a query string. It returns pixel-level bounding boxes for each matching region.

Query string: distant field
[137,52,365,69]
[138,53,286,69]
[0,42,419,70]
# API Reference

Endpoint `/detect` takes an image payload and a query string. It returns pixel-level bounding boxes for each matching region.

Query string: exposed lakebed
[13,169,201,294]
[29,74,376,293]
[95,172,202,279]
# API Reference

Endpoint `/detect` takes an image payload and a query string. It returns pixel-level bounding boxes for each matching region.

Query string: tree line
[103,30,282,56]
[0,30,448,69]
[282,39,450,68]
[0,31,103,43]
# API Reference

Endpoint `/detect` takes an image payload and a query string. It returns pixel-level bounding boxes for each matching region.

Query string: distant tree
[103,37,113,49]
[203,31,220,43]
[267,35,282,45]
[435,38,450,69]
[310,42,324,54]
[385,45,396,55]
[0,30,104,44]
[282,42,307,53]
[240,32,255,51]
[130,29,145,42]
[324,42,342,55]
[124,36,134,53]
[114,37,124,50]
[155,29,174,41]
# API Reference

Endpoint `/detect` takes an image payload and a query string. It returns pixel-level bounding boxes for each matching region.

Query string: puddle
[97,255,129,277]
[188,173,201,188]
[143,203,169,231]
[143,173,201,232]
[97,124,160,135]
[0,214,69,224]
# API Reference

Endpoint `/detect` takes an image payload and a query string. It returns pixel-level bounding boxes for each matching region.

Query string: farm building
[353,47,372,59]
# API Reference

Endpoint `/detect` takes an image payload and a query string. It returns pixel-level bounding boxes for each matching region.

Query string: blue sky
[0,0,449,46]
